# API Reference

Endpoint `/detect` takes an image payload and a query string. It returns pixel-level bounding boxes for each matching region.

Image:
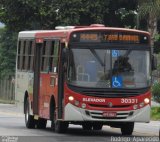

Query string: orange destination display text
[104,34,139,42]
[80,33,140,43]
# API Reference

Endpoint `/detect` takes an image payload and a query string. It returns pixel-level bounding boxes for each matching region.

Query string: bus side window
[18,40,32,71]
[41,41,52,72]
[40,40,59,73]
[28,41,34,71]
[49,40,59,73]
[22,41,26,70]
[41,41,47,72]
[24,41,29,70]
[17,40,35,72]
[19,40,24,70]
[17,40,21,70]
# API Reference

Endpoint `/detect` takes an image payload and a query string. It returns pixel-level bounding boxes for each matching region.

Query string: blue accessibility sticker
[112,76,123,88]
[112,50,120,57]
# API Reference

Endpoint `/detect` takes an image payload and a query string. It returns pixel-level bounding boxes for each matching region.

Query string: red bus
[15,24,156,135]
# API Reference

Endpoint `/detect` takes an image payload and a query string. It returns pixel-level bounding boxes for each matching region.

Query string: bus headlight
[144,98,150,104]
[68,96,74,101]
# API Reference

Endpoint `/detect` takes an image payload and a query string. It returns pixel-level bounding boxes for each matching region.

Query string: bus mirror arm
[62,48,69,63]
[62,48,69,65]
[151,55,157,71]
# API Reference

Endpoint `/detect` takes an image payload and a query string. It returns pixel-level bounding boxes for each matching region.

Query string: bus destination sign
[71,31,149,44]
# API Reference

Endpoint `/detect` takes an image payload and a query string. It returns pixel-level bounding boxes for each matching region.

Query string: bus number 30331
[121,98,138,104]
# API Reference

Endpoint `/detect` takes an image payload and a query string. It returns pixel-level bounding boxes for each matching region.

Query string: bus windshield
[68,48,151,89]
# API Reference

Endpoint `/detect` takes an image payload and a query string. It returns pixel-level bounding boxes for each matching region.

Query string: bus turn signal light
[139,102,145,108]
[133,104,138,110]
[74,100,79,106]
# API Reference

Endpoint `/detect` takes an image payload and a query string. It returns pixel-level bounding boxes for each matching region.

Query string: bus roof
[18,25,150,39]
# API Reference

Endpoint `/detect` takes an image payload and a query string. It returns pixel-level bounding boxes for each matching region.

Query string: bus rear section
[15,25,154,135]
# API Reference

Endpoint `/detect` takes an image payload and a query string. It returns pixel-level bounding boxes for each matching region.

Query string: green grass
[151,107,160,120]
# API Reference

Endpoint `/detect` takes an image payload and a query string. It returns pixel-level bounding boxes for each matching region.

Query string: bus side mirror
[152,55,157,71]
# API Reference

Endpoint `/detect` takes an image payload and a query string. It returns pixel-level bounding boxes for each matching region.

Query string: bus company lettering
[83,98,106,103]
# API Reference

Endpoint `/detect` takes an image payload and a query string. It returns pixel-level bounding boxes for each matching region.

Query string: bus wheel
[93,124,103,130]
[51,111,69,133]
[82,123,92,130]
[121,122,134,135]
[37,118,47,129]
[24,98,35,128]
[55,120,68,133]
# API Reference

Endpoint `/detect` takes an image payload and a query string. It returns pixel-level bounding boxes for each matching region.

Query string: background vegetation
[152,82,160,103]
[151,107,160,120]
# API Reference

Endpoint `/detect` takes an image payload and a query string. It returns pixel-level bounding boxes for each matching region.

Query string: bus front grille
[88,104,131,108]
[86,110,134,120]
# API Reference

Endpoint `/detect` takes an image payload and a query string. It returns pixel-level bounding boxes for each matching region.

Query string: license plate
[103,112,117,117]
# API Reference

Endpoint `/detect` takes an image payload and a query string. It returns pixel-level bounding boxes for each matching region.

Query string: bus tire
[121,122,134,135]
[50,96,68,133]
[82,123,92,130]
[37,118,47,129]
[55,120,68,133]
[93,124,103,130]
[24,98,35,129]
[50,97,56,131]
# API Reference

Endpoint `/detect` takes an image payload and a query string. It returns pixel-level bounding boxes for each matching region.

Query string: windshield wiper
[124,49,132,57]
[90,49,104,66]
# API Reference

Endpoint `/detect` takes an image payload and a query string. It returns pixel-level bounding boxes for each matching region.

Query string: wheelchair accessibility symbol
[112,50,119,57]
[112,76,122,88]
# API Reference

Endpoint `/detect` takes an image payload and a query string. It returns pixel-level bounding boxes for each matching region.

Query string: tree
[153,34,160,53]
[104,0,138,28]
[152,82,160,103]
[0,0,110,31]
[138,0,160,47]
[40,0,110,26]
[0,0,58,31]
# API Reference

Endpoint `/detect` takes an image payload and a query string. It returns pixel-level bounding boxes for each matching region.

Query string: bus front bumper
[64,103,150,122]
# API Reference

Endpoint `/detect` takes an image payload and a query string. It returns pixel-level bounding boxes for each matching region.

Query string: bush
[152,82,160,103]
[151,107,160,120]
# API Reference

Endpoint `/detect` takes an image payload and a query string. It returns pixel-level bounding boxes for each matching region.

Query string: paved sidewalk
[0,103,23,117]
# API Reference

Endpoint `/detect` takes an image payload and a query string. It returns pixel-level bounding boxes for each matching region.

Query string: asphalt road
[0,104,159,142]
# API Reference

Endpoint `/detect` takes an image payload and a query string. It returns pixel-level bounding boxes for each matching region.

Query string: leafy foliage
[154,34,160,54]
[138,0,160,19]
[0,0,139,31]
[0,0,58,31]
[0,0,110,30]
[151,107,160,120]
[104,0,138,28]
[152,82,160,103]
[138,0,160,46]
[55,0,109,25]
